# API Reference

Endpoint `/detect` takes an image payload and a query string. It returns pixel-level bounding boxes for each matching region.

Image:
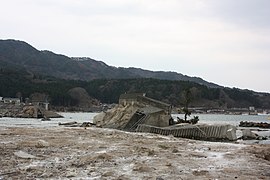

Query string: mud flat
[0,126,270,179]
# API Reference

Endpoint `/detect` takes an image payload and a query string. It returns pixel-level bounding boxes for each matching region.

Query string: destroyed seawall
[136,124,237,141]
[94,93,240,141]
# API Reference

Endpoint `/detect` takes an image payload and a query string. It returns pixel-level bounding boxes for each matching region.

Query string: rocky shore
[240,121,270,129]
[0,126,270,179]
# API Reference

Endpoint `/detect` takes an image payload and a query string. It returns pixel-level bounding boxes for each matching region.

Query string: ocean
[0,112,270,144]
[0,112,269,128]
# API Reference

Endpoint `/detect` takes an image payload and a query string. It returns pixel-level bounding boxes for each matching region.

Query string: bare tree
[182,89,192,121]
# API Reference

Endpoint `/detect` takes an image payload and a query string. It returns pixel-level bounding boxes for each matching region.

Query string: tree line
[0,69,269,109]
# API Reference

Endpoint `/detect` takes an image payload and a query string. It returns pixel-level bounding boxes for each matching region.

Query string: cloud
[206,0,270,28]
[0,0,270,92]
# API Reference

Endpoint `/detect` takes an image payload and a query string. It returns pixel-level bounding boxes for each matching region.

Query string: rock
[41,117,51,121]
[192,170,209,176]
[93,112,106,127]
[58,121,77,126]
[227,128,237,141]
[265,154,270,161]
[239,121,270,128]
[14,151,36,159]
[65,168,78,178]
[156,177,165,180]
[242,129,258,140]
[80,122,96,127]
[102,171,114,177]
[35,140,50,148]
[43,111,63,118]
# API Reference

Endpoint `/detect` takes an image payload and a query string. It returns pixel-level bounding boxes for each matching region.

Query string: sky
[1,0,270,92]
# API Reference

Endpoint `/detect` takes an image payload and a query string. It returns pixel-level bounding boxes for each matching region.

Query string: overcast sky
[1,0,270,92]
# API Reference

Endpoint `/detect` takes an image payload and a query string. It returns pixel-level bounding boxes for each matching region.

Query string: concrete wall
[137,96,171,114]
[144,113,170,127]
[136,124,237,141]
[119,94,171,114]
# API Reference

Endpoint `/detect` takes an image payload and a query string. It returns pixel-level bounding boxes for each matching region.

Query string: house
[30,93,50,110]
[32,101,49,111]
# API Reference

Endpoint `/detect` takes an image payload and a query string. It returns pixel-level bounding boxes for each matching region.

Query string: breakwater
[136,124,237,141]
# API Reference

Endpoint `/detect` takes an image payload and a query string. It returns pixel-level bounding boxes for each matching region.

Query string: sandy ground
[0,126,270,180]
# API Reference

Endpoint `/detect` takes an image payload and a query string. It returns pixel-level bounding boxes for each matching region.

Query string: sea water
[0,112,269,128]
[1,112,269,144]
[0,112,98,127]
[173,113,270,126]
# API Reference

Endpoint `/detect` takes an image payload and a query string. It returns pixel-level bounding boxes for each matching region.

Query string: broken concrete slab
[14,151,36,159]
[136,124,237,141]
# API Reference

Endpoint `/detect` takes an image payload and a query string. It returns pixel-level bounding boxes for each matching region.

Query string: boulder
[14,151,36,159]
[35,140,50,148]
[242,129,258,140]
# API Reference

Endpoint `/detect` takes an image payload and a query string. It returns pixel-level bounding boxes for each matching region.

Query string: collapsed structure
[94,93,172,131]
[93,93,237,141]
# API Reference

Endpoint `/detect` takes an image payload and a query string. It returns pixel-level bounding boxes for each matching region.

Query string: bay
[0,112,269,144]
[173,113,270,126]
[0,112,269,128]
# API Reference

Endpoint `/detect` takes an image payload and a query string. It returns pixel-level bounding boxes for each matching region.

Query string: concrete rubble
[0,104,62,118]
[94,93,238,141]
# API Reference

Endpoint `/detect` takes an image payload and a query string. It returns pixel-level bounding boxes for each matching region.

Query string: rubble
[0,126,269,179]
[14,151,37,159]
[239,121,270,129]
[1,105,62,118]
[137,124,237,141]
[94,93,238,141]
[94,93,173,130]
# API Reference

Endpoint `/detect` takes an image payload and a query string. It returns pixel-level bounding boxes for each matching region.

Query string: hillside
[1,39,270,109]
[0,67,270,109]
[0,39,219,87]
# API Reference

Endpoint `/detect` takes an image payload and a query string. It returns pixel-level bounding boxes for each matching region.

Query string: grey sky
[1,0,270,92]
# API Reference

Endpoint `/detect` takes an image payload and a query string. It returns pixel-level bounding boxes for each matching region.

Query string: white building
[3,97,21,104]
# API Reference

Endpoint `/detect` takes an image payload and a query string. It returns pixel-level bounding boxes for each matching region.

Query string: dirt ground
[0,126,270,180]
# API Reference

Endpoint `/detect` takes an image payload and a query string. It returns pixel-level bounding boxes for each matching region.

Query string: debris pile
[239,121,270,129]
[93,93,172,130]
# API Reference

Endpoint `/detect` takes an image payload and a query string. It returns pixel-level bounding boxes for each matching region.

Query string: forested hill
[1,39,270,109]
[0,68,270,109]
[0,39,218,88]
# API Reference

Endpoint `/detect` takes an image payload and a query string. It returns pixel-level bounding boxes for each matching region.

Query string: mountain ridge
[1,39,270,109]
[0,39,219,88]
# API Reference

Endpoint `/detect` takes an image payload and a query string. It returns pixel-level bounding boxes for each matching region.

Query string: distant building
[119,93,146,106]
[3,97,21,104]
[32,101,49,111]
[249,106,255,111]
